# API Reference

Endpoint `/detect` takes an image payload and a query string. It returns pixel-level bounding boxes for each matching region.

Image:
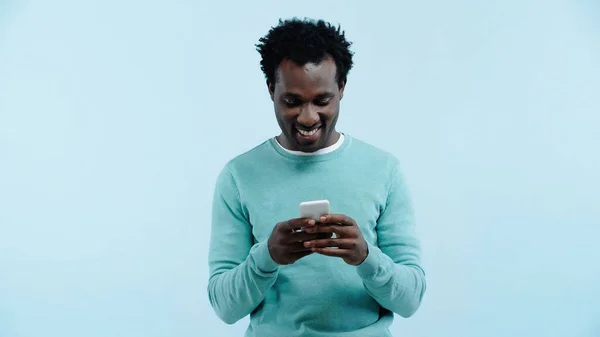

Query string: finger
[290,250,313,261]
[305,225,352,237]
[312,248,354,257]
[315,232,334,240]
[304,238,356,249]
[280,218,316,232]
[289,241,313,253]
[318,214,355,226]
[286,231,332,243]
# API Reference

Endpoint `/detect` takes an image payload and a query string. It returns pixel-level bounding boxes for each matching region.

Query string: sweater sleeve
[355,163,426,318]
[207,166,280,324]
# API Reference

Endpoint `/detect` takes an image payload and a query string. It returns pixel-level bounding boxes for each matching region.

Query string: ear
[267,80,275,101]
[339,81,346,100]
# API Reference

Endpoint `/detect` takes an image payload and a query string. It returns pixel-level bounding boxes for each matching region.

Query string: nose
[297,105,319,127]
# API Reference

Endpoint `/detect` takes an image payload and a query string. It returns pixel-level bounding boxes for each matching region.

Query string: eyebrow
[315,93,335,99]
[282,92,334,100]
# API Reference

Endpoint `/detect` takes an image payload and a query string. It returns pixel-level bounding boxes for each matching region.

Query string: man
[208,18,426,336]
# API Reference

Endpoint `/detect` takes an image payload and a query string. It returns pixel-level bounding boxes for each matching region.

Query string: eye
[314,98,331,106]
[283,98,301,107]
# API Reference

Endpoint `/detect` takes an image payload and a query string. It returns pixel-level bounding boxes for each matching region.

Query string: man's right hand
[267,218,331,265]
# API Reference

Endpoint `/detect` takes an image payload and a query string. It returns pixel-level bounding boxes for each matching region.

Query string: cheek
[275,109,299,128]
[276,104,302,119]
[322,104,339,120]
[274,103,292,116]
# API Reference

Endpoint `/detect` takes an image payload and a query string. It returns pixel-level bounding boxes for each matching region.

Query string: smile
[297,128,319,136]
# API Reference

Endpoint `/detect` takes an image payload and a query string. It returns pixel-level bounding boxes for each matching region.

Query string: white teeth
[298,128,318,136]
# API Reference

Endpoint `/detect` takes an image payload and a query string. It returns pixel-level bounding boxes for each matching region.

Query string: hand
[268,218,333,265]
[303,214,369,265]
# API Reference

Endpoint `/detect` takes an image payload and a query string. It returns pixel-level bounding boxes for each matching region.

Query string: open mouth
[295,126,321,143]
[297,128,319,137]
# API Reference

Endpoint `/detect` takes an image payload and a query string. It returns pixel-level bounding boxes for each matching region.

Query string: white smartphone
[299,199,330,221]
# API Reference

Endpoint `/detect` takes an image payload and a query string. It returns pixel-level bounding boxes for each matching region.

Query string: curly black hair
[256,18,354,88]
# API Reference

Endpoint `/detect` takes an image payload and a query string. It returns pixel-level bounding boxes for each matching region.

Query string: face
[269,55,345,152]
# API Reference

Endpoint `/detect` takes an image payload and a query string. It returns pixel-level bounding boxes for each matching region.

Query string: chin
[297,139,326,152]
[297,145,319,153]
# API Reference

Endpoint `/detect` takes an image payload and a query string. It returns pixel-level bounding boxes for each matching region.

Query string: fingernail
[320,216,326,222]
[304,241,311,247]
[307,219,315,226]
[306,228,314,233]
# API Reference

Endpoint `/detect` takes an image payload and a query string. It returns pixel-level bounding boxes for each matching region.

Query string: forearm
[356,242,426,318]
[208,242,280,324]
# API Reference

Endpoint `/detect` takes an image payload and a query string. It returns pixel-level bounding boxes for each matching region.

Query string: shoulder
[347,136,412,201]
[213,139,273,193]
[346,134,401,169]
[221,139,274,177]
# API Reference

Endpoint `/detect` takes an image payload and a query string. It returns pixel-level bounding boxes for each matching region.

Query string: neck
[277,130,341,152]
[326,130,341,147]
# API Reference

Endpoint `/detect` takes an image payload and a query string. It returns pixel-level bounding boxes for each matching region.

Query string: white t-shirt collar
[275,133,345,156]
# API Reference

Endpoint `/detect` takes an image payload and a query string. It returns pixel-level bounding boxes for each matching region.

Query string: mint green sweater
[208,135,426,336]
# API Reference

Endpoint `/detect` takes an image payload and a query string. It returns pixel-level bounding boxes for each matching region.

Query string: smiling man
[208,18,426,336]
[272,53,341,153]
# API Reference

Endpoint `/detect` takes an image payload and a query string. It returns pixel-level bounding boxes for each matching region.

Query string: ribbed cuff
[250,241,280,273]
[356,242,382,280]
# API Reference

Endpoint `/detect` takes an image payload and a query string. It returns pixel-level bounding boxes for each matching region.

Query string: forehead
[275,57,338,95]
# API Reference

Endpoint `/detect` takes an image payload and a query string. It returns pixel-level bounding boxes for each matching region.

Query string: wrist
[356,242,381,279]
[250,241,280,273]
[351,242,369,265]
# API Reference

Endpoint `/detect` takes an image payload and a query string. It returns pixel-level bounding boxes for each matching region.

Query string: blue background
[1,1,599,336]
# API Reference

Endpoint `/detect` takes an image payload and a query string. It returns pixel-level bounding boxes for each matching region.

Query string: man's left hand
[303,214,368,265]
